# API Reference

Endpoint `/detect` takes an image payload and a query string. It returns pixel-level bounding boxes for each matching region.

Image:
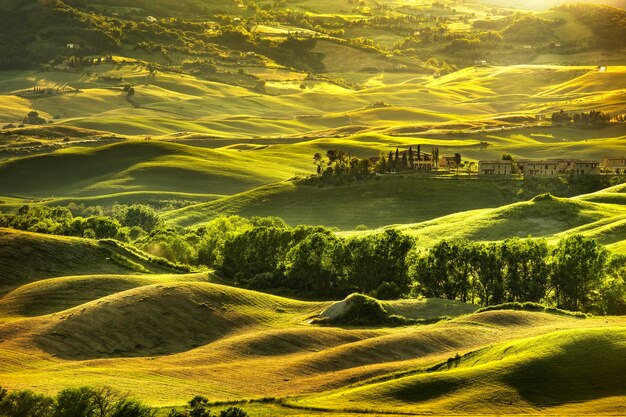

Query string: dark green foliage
[411,236,609,313]
[412,240,473,301]
[114,205,161,232]
[0,386,152,417]
[109,399,154,417]
[551,109,611,126]
[345,230,414,295]
[0,390,53,417]
[551,235,608,311]
[283,232,341,295]
[218,407,248,417]
[53,387,98,417]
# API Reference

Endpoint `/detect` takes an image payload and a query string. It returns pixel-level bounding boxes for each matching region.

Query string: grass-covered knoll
[164,176,521,229]
[0,228,184,294]
[291,327,626,415]
[0,140,309,198]
[34,282,325,359]
[0,273,213,318]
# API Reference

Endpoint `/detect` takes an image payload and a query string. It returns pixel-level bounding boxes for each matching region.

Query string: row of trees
[0,386,152,417]
[0,204,161,241]
[551,109,612,126]
[215,222,624,314]
[0,387,248,417]
[311,146,442,182]
[2,206,624,314]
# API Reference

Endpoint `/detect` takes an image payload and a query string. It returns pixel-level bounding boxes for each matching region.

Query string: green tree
[500,238,549,302]
[115,205,161,232]
[550,235,608,311]
[470,243,504,306]
[0,390,53,417]
[109,399,154,417]
[53,387,98,417]
[283,232,341,295]
[219,407,248,417]
[346,230,413,296]
[412,240,472,302]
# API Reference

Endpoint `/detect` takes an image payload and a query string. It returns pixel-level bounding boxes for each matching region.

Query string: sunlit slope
[0,140,309,197]
[1,297,624,407]
[0,273,212,317]
[293,327,626,415]
[395,190,626,249]
[33,282,325,359]
[3,65,623,138]
[0,228,133,292]
[0,228,186,294]
[163,177,520,229]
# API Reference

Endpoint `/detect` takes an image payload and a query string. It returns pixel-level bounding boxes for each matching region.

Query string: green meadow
[0,0,625,415]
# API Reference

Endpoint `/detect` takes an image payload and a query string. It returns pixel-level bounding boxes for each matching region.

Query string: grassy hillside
[0,140,309,198]
[291,326,626,415]
[163,176,522,229]
[393,191,626,248]
[1,281,624,408]
[0,228,183,293]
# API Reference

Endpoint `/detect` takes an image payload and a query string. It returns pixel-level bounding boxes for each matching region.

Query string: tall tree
[550,235,608,311]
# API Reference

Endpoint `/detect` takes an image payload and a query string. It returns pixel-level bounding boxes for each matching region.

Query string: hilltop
[0,228,186,293]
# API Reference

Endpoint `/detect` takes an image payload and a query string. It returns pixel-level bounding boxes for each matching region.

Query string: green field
[0,0,625,414]
[0,231,624,413]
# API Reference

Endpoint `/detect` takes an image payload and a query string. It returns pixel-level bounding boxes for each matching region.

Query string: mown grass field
[0,229,624,414]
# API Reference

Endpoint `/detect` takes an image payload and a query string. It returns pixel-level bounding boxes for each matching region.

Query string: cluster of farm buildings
[477,156,625,176]
[372,151,625,176]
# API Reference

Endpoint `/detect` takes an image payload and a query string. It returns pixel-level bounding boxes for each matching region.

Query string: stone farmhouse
[478,160,514,175]
[480,158,601,176]
[602,156,626,173]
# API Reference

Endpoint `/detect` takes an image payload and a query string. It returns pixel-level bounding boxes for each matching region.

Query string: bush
[53,387,98,417]
[219,407,248,417]
[110,399,154,417]
[0,390,53,417]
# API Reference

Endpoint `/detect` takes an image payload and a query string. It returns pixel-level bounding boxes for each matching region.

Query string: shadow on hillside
[34,286,261,360]
[503,334,626,406]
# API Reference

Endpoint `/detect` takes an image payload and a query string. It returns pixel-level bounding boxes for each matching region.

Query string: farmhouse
[66,43,80,49]
[478,160,514,175]
[602,156,626,173]
[438,156,457,168]
[517,160,560,176]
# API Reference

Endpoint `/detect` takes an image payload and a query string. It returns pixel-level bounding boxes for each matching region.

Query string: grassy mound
[0,273,212,317]
[0,228,185,294]
[292,327,626,414]
[35,282,323,359]
[315,294,457,326]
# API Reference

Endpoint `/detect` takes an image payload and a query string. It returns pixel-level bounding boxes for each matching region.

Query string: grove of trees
[2,207,624,314]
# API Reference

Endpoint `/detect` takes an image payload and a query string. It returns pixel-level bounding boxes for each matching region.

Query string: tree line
[214,223,625,315]
[309,146,442,185]
[2,207,624,314]
[0,386,248,417]
[551,109,612,126]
